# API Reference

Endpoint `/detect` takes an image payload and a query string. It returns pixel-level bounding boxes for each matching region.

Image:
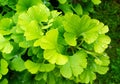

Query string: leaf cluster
[0,0,111,84]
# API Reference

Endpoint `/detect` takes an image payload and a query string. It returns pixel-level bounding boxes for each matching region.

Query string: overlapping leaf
[10,56,26,71]
[34,29,58,49]
[0,59,8,79]
[25,60,55,74]
[94,34,111,53]
[60,50,87,78]
[16,0,42,13]
[0,34,13,53]
[44,49,68,65]
[27,4,50,22]
[0,18,13,35]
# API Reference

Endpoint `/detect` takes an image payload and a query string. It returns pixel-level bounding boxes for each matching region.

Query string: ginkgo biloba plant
[0,0,110,83]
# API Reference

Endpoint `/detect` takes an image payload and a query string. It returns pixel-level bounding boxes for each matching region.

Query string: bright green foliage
[0,78,8,84]
[80,69,96,83]
[25,60,55,74]
[27,4,50,22]
[10,56,26,71]
[0,0,111,83]
[74,4,83,15]
[44,49,68,65]
[94,35,111,53]
[64,32,77,46]
[58,0,67,4]
[25,60,40,74]
[34,29,58,49]
[24,20,43,41]
[0,18,13,35]
[16,0,42,13]
[60,50,87,78]
[91,0,101,5]
[0,59,8,79]
[0,34,13,53]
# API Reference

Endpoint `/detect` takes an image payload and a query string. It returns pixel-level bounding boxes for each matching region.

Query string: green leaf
[11,34,25,43]
[25,60,40,74]
[63,13,81,36]
[35,29,58,49]
[10,56,26,71]
[0,0,8,6]
[39,64,55,72]
[74,4,83,15]
[58,0,67,4]
[93,64,109,74]
[80,69,96,83]
[60,50,87,78]
[16,0,42,13]
[94,53,110,66]
[94,35,111,53]
[27,4,50,22]
[83,32,98,44]
[0,18,13,35]
[44,49,68,65]
[19,40,34,48]
[64,32,77,46]
[92,0,101,5]
[99,25,109,34]
[0,78,8,84]
[0,34,13,53]
[60,62,72,78]
[24,20,43,41]
[0,59,8,75]
[63,14,97,36]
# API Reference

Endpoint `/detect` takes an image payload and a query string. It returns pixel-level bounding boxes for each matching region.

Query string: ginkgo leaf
[39,64,55,72]
[92,0,101,5]
[24,20,43,41]
[83,32,98,44]
[10,56,26,71]
[25,60,40,74]
[0,18,13,35]
[99,25,109,34]
[37,29,58,49]
[0,34,13,53]
[63,14,97,37]
[44,49,68,65]
[80,69,96,83]
[94,53,110,66]
[16,0,42,13]
[60,50,87,78]
[58,0,67,4]
[74,4,83,15]
[0,59,8,79]
[64,32,77,46]
[27,4,50,22]
[94,35,111,53]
